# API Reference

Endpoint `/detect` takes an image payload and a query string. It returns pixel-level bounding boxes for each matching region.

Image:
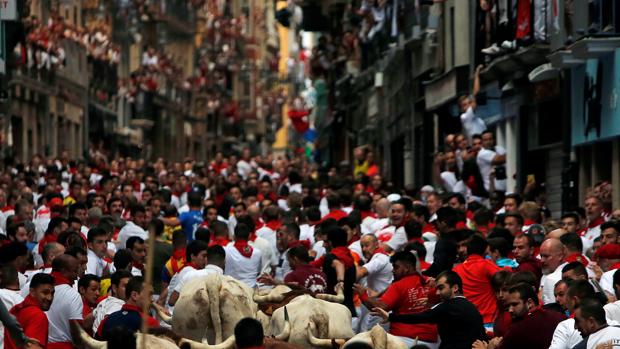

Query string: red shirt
[5,296,48,349]
[380,274,438,342]
[453,254,503,324]
[283,264,328,293]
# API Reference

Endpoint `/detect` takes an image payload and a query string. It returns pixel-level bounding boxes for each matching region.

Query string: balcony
[148,0,196,35]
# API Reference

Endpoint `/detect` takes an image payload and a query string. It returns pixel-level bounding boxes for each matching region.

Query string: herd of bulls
[71,273,408,349]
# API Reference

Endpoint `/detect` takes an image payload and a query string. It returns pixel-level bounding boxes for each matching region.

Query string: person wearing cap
[595,243,620,298]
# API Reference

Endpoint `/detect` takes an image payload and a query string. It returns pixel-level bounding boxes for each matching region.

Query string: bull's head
[252,285,292,303]
[315,282,345,303]
[306,319,348,348]
[180,307,292,349]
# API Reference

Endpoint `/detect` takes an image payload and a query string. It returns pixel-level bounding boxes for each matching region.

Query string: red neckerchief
[609,261,620,271]
[455,221,467,229]
[51,271,73,286]
[10,295,41,315]
[372,247,389,257]
[178,262,198,272]
[249,232,258,242]
[254,219,265,230]
[331,246,354,269]
[97,295,108,304]
[132,261,145,271]
[566,252,588,267]
[349,235,360,244]
[466,210,474,220]
[422,223,436,233]
[265,220,281,232]
[210,237,230,247]
[1,206,13,213]
[38,234,58,254]
[360,211,377,220]
[121,303,143,314]
[409,237,424,244]
[288,240,311,250]
[589,216,605,229]
[234,239,253,258]
[524,219,537,226]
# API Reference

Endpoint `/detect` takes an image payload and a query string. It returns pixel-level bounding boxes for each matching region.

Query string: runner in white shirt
[86,227,111,278]
[127,236,147,277]
[92,270,132,334]
[540,238,568,305]
[23,242,64,290]
[255,206,281,253]
[182,245,226,281]
[574,297,620,349]
[47,254,83,348]
[116,206,149,249]
[225,223,262,288]
[381,200,410,253]
[0,266,25,348]
[235,215,277,275]
[356,234,394,332]
[275,223,306,280]
[167,240,209,307]
[369,198,391,235]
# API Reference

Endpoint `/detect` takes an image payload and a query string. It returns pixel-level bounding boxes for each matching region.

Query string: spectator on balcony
[458,65,487,143]
[477,131,507,196]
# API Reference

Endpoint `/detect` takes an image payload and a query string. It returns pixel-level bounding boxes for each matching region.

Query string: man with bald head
[370,198,390,234]
[357,234,394,294]
[356,234,394,331]
[47,254,84,348]
[539,238,568,304]
[21,242,65,296]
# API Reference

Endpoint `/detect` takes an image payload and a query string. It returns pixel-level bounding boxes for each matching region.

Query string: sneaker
[501,40,517,50]
[481,43,502,55]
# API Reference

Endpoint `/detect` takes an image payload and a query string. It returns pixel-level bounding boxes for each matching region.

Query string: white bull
[340,325,408,349]
[72,322,181,349]
[156,273,258,345]
[268,294,354,349]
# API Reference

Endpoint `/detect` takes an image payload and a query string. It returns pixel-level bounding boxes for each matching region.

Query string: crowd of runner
[0,144,619,349]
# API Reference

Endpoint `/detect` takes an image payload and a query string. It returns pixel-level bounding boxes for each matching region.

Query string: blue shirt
[178,209,203,241]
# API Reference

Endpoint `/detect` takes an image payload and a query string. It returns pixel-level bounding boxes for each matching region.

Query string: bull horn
[151,303,173,325]
[315,282,345,303]
[273,306,291,341]
[70,321,107,349]
[306,320,347,348]
[180,336,236,349]
[370,325,388,349]
[253,291,286,304]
